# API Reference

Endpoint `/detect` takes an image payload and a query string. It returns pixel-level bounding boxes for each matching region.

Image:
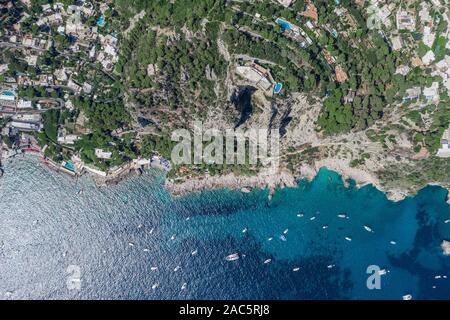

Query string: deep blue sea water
[0,155,449,300]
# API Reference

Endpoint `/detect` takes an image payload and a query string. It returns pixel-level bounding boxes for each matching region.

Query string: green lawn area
[432,36,447,61]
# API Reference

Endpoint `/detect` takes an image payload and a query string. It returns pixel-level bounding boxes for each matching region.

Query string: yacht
[283,229,289,235]
[292,267,300,272]
[242,228,248,233]
[152,283,159,290]
[181,283,187,290]
[322,225,329,229]
[338,214,348,219]
[174,266,181,272]
[363,225,373,233]
[225,253,240,261]
[297,213,304,218]
[345,237,352,242]
[390,241,397,245]
[191,249,198,256]
[150,267,158,271]
[310,216,316,221]
[280,235,287,241]
[264,259,272,264]
[268,237,273,241]
[402,294,412,300]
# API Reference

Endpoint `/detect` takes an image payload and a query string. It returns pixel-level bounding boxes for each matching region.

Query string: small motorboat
[263,259,272,264]
[181,283,187,290]
[402,294,412,300]
[225,253,240,261]
[152,283,159,290]
[150,267,158,271]
[280,235,287,241]
[345,237,352,242]
[293,267,300,272]
[191,249,198,256]
[174,266,181,272]
[390,241,397,245]
[363,225,373,233]
[283,229,289,235]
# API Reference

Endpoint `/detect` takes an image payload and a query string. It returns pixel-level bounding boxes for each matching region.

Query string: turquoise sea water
[0,155,449,299]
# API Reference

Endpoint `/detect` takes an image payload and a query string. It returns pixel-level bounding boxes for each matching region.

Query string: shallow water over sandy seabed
[0,155,449,299]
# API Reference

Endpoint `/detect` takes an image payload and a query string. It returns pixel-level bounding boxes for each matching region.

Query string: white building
[396,10,415,31]
[235,65,272,91]
[57,134,79,145]
[391,36,403,51]
[276,0,295,8]
[422,50,435,66]
[95,148,112,160]
[423,82,439,102]
[437,126,450,158]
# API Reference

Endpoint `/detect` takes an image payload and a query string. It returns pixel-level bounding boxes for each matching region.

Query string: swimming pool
[64,162,76,171]
[274,83,283,94]
[1,90,14,96]
[276,18,292,31]
[97,16,105,27]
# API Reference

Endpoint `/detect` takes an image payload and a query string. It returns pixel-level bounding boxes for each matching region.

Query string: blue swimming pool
[1,90,14,96]
[276,18,292,31]
[274,83,283,94]
[64,162,76,171]
[97,16,105,27]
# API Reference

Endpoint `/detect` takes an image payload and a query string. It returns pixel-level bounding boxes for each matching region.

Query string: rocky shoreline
[164,160,450,204]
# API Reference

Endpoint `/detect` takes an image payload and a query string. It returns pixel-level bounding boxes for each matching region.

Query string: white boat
[378,269,387,276]
[181,283,187,290]
[143,248,149,252]
[280,235,287,241]
[186,217,190,221]
[268,237,273,241]
[327,264,335,269]
[137,224,143,229]
[322,225,328,229]
[338,214,347,219]
[242,228,248,233]
[263,259,272,264]
[283,229,289,235]
[225,253,240,261]
[402,294,412,300]
[297,213,304,218]
[191,249,198,256]
[363,225,373,233]
[128,242,135,247]
[150,267,158,271]
[310,216,316,221]
[293,267,300,272]
[149,228,154,234]
[174,266,181,272]
[434,275,442,279]
[345,237,352,242]
[445,220,450,224]
[170,235,176,240]
[152,283,159,290]
[390,241,397,245]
